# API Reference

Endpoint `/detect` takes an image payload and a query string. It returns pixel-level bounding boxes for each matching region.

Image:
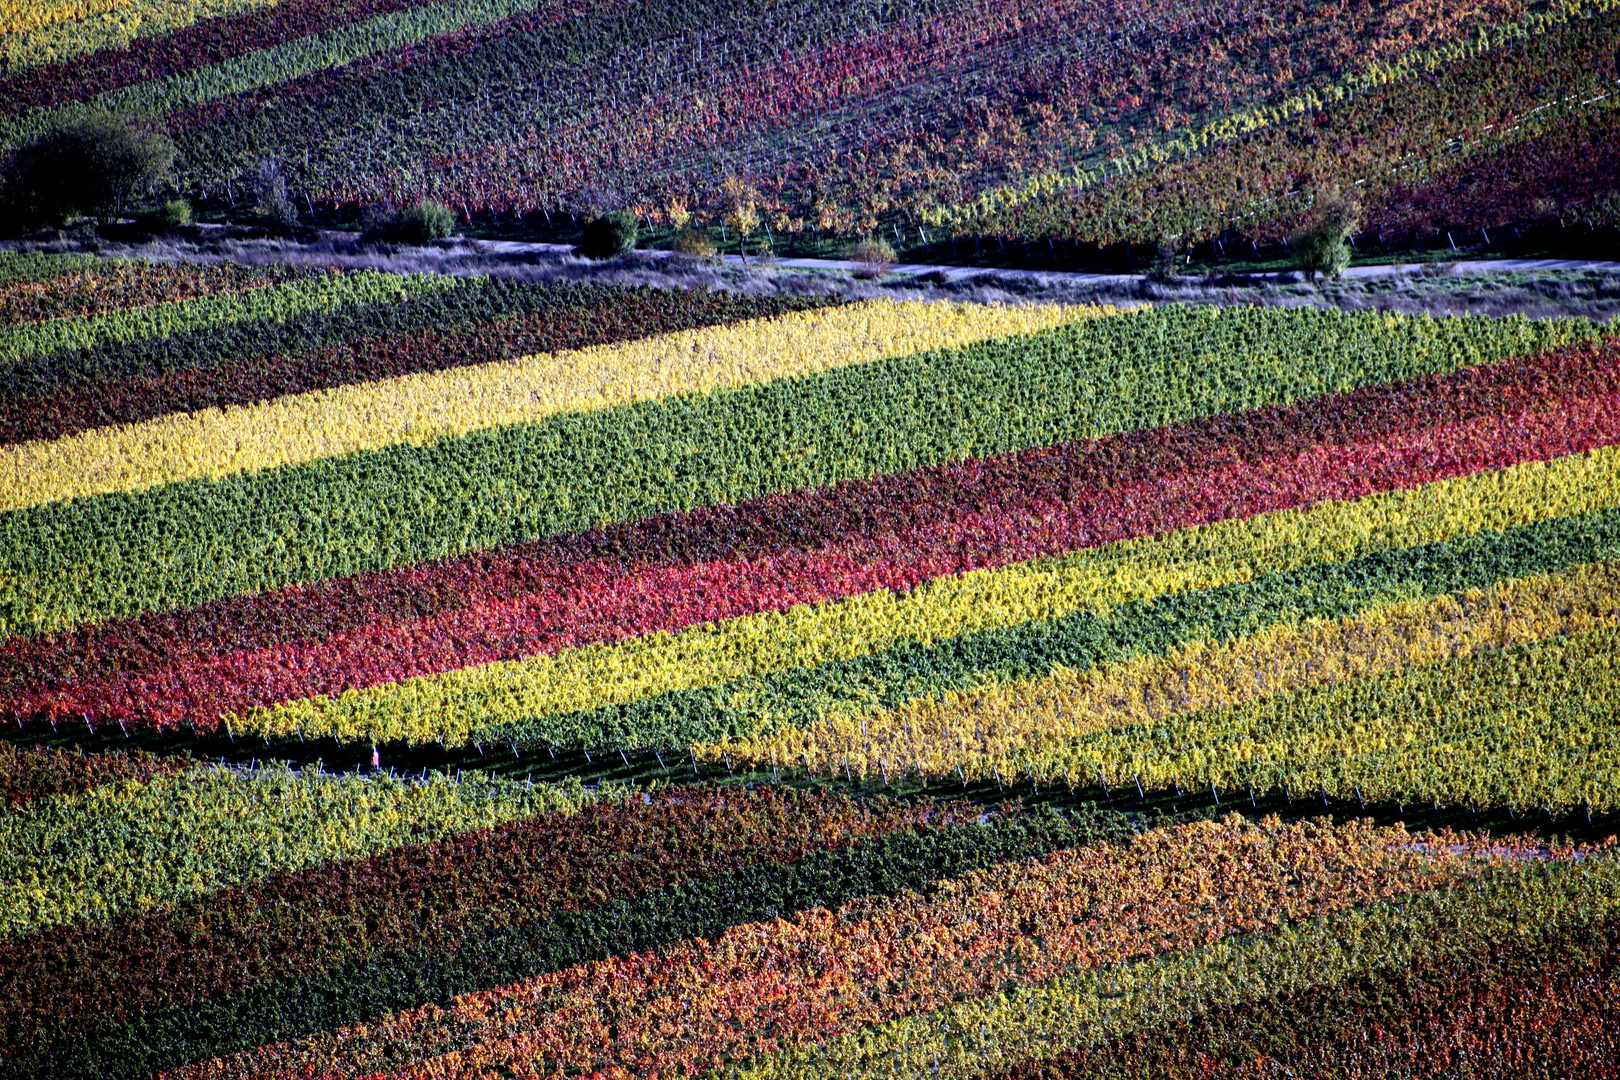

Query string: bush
[397,200,456,243]
[1590,190,1620,230]
[577,211,638,259]
[136,197,192,234]
[0,112,175,229]
[158,198,192,229]
[845,238,896,278]
[671,226,717,259]
[65,221,101,248]
[259,197,300,231]
[357,200,399,240]
[357,199,456,243]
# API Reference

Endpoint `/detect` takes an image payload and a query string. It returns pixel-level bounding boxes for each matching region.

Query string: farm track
[79,229,1620,291]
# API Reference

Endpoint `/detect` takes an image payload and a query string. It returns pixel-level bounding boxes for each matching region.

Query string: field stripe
[0,305,1593,639]
[16,337,1614,732]
[0,0,439,112]
[985,922,1620,1080]
[0,299,1108,513]
[161,816,1494,1080]
[1047,618,1620,812]
[0,283,835,445]
[0,267,451,370]
[0,0,604,135]
[0,251,92,287]
[12,334,1609,725]
[0,0,286,71]
[0,742,183,812]
[0,256,310,328]
[573,495,1620,761]
[0,788,970,1071]
[218,443,1620,748]
[0,764,593,940]
[729,557,1620,779]
[730,850,1620,1080]
[0,0,145,37]
[4,801,1094,1080]
[0,268,482,404]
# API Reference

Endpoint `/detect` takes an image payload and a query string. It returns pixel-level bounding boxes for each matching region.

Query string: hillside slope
[2,0,1616,252]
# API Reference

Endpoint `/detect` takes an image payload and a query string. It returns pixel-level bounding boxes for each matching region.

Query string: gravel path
[473,240,1620,286]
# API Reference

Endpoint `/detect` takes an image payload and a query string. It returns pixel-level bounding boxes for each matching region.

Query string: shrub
[358,200,456,243]
[577,211,639,259]
[357,200,399,241]
[158,199,192,229]
[397,201,456,243]
[672,226,718,259]
[65,221,101,248]
[1590,190,1620,229]
[1291,230,1352,284]
[1147,237,1183,282]
[845,238,896,278]
[0,112,175,229]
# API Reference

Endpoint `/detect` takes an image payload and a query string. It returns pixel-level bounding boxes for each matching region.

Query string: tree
[1290,193,1360,283]
[247,159,299,231]
[720,176,761,259]
[663,198,692,231]
[1,111,175,229]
